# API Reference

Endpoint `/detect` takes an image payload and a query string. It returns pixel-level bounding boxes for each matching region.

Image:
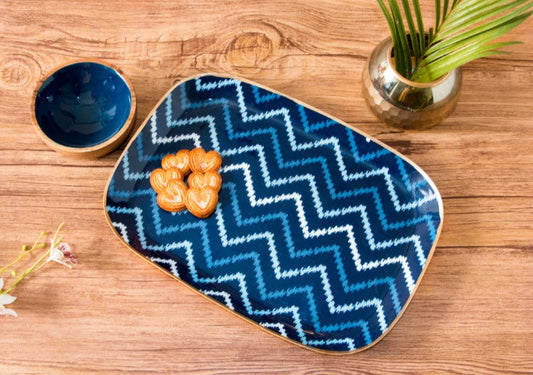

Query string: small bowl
[32,60,136,158]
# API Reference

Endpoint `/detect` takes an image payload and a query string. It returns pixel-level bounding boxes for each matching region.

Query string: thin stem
[378,0,407,75]
[388,0,412,76]
[4,247,52,294]
[1,222,65,294]
[443,0,450,22]
[400,0,421,63]
[0,233,47,274]
[51,222,65,247]
[412,0,426,52]
[435,0,441,30]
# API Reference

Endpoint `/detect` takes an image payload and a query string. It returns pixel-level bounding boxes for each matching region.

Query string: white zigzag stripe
[221,145,427,266]
[110,203,367,348]
[151,109,201,146]
[121,111,203,182]
[220,162,416,292]
[215,207,389,332]
[195,77,237,91]
[165,90,220,151]
[123,95,224,182]
[190,269,308,344]
[309,338,356,351]
[124,79,432,267]
[122,151,151,180]
[112,205,309,342]
[260,322,288,337]
[200,290,235,310]
[112,221,130,244]
[149,256,180,278]
[195,78,435,212]
[150,257,238,313]
[121,136,426,268]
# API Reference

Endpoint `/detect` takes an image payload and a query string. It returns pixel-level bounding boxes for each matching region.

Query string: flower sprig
[0,222,76,317]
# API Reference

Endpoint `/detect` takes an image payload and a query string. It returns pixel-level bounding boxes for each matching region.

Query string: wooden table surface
[1,1,532,373]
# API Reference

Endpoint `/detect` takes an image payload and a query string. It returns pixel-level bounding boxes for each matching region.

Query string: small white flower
[47,241,77,269]
[0,278,17,317]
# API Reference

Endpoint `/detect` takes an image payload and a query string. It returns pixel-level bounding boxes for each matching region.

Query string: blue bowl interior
[35,62,132,148]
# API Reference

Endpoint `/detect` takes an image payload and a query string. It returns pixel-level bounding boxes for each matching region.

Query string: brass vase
[362,37,463,130]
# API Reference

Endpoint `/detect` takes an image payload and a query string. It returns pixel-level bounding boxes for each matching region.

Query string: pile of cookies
[150,148,222,219]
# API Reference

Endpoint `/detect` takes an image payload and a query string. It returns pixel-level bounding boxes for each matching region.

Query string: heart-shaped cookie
[165,166,183,180]
[185,187,218,218]
[161,149,191,174]
[157,180,188,212]
[150,167,183,193]
[189,148,222,173]
[188,171,222,192]
[151,148,222,218]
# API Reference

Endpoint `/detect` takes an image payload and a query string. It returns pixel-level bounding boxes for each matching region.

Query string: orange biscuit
[151,148,222,218]
[189,148,222,173]
[188,171,222,192]
[161,149,191,175]
[185,187,219,219]
[150,167,183,193]
[157,180,188,212]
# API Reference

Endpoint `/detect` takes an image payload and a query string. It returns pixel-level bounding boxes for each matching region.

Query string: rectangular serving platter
[104,74,443,354]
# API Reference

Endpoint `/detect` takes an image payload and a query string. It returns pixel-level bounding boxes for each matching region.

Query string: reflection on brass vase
[362,37,463,130]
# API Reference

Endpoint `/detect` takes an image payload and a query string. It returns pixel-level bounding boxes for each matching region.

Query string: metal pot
[362,37,463,129]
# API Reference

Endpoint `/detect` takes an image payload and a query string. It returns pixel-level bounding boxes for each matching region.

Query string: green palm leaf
[377,0,533,83]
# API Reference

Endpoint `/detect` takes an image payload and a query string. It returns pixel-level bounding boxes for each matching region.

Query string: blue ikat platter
[104,74,443,353]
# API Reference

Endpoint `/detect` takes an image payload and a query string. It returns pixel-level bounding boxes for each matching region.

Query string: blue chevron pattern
[105,74,442,353]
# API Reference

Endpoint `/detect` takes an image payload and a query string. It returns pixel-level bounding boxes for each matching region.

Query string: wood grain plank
[1,0,532,374]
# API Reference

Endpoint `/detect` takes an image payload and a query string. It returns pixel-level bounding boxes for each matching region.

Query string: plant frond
[419,14,530,67]
[436,0,533,42]
[377,0,407,75]
[400,0,421,62]
[376,0,533,82]
[443,0,515,31]
[435,0,442,30]
[387,0,413,76]
[412,41,521,82]
[442,0,450,23]
[412,0,426,52]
